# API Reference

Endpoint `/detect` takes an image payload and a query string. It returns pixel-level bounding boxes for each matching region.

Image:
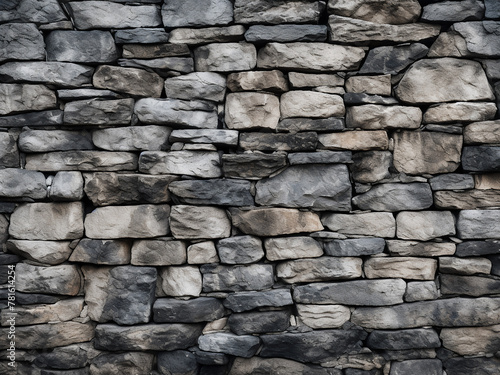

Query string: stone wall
[0,0,499,374]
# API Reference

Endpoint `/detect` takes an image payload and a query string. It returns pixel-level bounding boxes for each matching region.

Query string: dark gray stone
[198,332,260,358]
[162,0,233,27]
[277,117,345,132]
[0,132,18,167]
[19,129,93,152]
[256,164,351,211]
[168,179,254,206]
[453,21,500,57]
[288,151,352,165]
[217,236,264,264]
[444,357,500,375]
[457,241,500,256]
[230,358,341,375]
[228,310,290,335]
[0,23,45,62]
[39,368,89,375]
[32,343,95,369]
[84,173,176,206]
[480,59,500,80]
[223,289,293,312]
[90,352,154,375]
[440,274,500,297]
[457,210,500,239]
[491,255,500,277]
[367,329,441,350]
[390,359,442,375]
[240,132,318,152]
[0,202,16,214]
[122,43,191,59]
[46,30,118,63]
[64,99,134,126]
[360,43,429,74]
[245,25,327,43]
[294,279,405,306]
[344,93,399,105]
[194,349,228,366]
[429,174,475,191]
[462,146,500,171]
[153,297,225,323]
[260,329,367,363]
[425,124,463,134]
[170,129,238,146]
[15,292,63,305]
[0,253,20,265]
[345,370,380,375]
[234,0,323,24]
[422,0,484,22]
[119,57,194,74]
[131,238,185,266]
[69,239,131,265]
[353,183,433,212]
[0,109,63,128]
[0,0,67,24]
[94,323,204,351]
[57,89,121,100]
[350,151,392,183]
[115,28,169,44]
[222,153,287,180]
[201,264,274,292]
[486,0,500,18]
[325,238,385,256]
[158,350,197,375]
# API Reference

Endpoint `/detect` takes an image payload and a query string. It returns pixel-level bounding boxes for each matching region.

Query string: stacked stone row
[0,0,500,374]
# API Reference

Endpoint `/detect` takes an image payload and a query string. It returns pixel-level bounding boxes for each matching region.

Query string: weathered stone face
[281,91,344,118]
[225,92,280,130]
[161,265,203,297]
[70,239,131,265]
[264,236,323,261]
[223,289,293,312]
[169,25,245,45]
[228,310,290,335]
[170,205,231,239]
[165,72,226,102]
[457,210,500,239]
[364,257,438,280]
[64,98,134,126]
[346,105,421,130]
[195,43,256,72]
[322,212,396,237]
[328,0,421,24]
[318,131,389,151]
[245,25,328,43]
[0,83,56,115]
[162,0,233,27]
[396,211,456,241]
[201,264,274,292]
[277,257,363,283]
[222,152,287,180]
[0,23,45,62]
[216,235,264,264]
[131,238,186,266]
[7,240,73,265]
[139,151,222,178]
[234,0,324,24]
[93,65,164,97]
[16,263,81,296]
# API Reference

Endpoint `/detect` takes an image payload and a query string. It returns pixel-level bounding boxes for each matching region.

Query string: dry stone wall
[0,0,499,374]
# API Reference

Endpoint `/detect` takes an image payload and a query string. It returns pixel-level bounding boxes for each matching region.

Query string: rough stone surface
[162,0,233,27]
[328,0,421,24]
[239,132,318,152]
[324,238,385,257]
[296,304,350,329]
[444,357,500,375]
[277,257,362,283]
[264,236,323,261]
[318,131,389,151]
[464,120,500,144]
[360,43,429,74]
[281,91,344,119]
[0,132,18,167]
[462,146,500,172]
[16,263,81,296]
[170,205,230,239]
[441,325,500,356]
[50,171,84,201]
[430,174,475,191]
[457,210,500,239]
[7,240,72,265]
[405,281,440,302]
[115,28,169,44]
[234,0,324,24]
[227,70,288,93]
[434,190,500,210]
[440,257,492,276]
[225,92,280,130]
[170,129,238,146]
[64,98,134,126]
[390,359,442,375]
[222,153,287,180]
[367,328,440,350]
[91,352,154,375]
[195,43,256,72]
[0,168,46,199]
[18,129,93,152]
[93,126,170,152]
[0,84,56,115]
[322,212,396,238]
[169,179,252,206]
[169,25,245,45]
[70,239,131,265]
[131,238,185,266]
[347,105,421,130]
[0,0,67,24]
[228,310,290,335]
[198,332,260,358]
[201,264,274,292]
[457,241,500,257]
[161,266,203,297]
[288,151,351,165]
[0,23,45,62]
[387,241,455,257]
[139,151,221,178]
[441,274,500,297]
[223,289,293,312]
[157,351,197,375]
[245,25,327,43]
[216,235,264,264]
[364,257,438,280]
[93,65,163,97]
[350,151,391,183]
[424,102,497,124]
[396,211,456,241]
[230,357,339,375]
[154,297,224,323]
[166,72,226,102]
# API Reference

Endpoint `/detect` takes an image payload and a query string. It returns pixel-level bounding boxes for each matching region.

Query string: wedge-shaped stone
[440,257,492,275]
[70,239,131,265]
[324,238,385,257]
[245,25,327,43]
[464,120,500,144]
[396,211,455,241]
[257,43,365,72]
[91,352,154,375]
[318,131,389,151]
[165,72,226,102]
[328,0,421,24]
[0,0,67,24]
[367,328,440,350]
[294,279,406,306]
[393,131,463,175]
[0,84,56,115]
[322,212,396,238]
[135,98,217,128]
[19,129,92,153]
[162,0,233,27]
[170,205,230,239]
[440,274,500,297]
[227,70,288,93]
[457,210,500,239]
[154,298,224,323]
[230,357,339,375]
[456,240,500,257]
[168,179,253,206]
[198,333,260,358]
[217,236,264,264]
[256,164,351,211]
[92,126,170,152]
[161,266,202,297]
[225,92,280,130]
[264,236,323,261]
[0,23,45,62]
[422,0,484,22]
[224,289,293,313]
[353,183,433,212]
[351,297,500,329]
[424,102,497,123]
[169,25,245,45]
[347,105,421,130]
[64,98,134,126]
[0,322,93,350]
[67,1,161,30]
[364,257,437,280]
[131,238,185,266]
[115,28,169,44]
[277,257,362,283]
[229,310,290,335]
[260,329,366,364]
[9,202,83,240]
[234,0,323,24]
[195,43,256,72]
[435,190,500,210]
[16,263,81,296]
[222,153,287,180]
[329,16,440,44]
[93,65,163,97]
[46,30,117,63]
[281,91,344,118]
[169,129,238,146]
[94,323,203,351]
[202,264,274,292]
[231,207,323,236]
[387,241,455,257]
[26,151,137,172]
[441,325,500,356]
[7,240,72,265]
[462,146,500,172]
[85,205,170,239]
[139,151,221,178]
[297,304,350,329]
[240,132,317,152]
[396,58,494,103]
[360,43,429,75]
[0,169,46,199]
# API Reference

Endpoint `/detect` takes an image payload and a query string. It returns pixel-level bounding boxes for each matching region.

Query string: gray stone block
[216,236,264,264]
[228,310,290,335]
[153,298,224,323]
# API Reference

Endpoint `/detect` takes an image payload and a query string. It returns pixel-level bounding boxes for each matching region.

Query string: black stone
[153,297,225,323]
[425,124,463,134]
[456,240,500,256]
[444,357,500,375]
[40,369,88,375]
[260,329,367,363]
[157,350,198,375]
[228,310,290,335]
[462,146,500,172]
[324,238,386,256]
[366,328,440,350]
[360,43,429,74]
[33,345,93,369]
[0,253,21,265]
[222,152,287,180]
[345,370,381,375]
[245,25,327,43]
[168,179,254,206]
[440,274,500,297]
[344,93,399,105]
[429,174,475,191]
[0,110,63,127]
[240,132,318,152]
[288,151,352,165]
[0,202,16,213]
[489,255,500,277]
[277,117,344,132]
[71,239,131,264]
[15,292,64,305]
[390,359,442,375]
[223,289,293,312]
[199,365,231,375]
[193,349,229,365]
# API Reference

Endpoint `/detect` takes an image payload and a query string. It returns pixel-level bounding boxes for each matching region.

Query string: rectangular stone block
[139,151,222,178]
[322,212,396,238]
[318,131,389,151]
[364,257,437,280]
[64,98,134,126]
[457,210,500,239]
[201,264,274,292]
[277,257,362,283]
[131,238,186,266]
[16,263,81,296]
[170,205,231,239]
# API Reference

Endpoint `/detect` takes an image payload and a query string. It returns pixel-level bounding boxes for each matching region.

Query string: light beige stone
[194,42,256,72]
[328,0,421,24]
[345,75,391,95]
[387,240,456,257]
[364,257,437,280]
[464,120,500,144]
[297,304,351,329]
[170,205,231,239]
[187,241,219,264]
[264,236,323,261]
[427,31,469,58]
[393,131,462,175]
[280,91,344,118]
[161,266,202,297]
[434,190,500,210]
[318,131,389,151]
[16,263,81,296]
[475,173,500,189]
[423,102,497,123]
[441,325,500,356]
[139,151,221,178]
[322,212,396,237]
[84,204,170,239]
[277,257,362,283]
[439,257,492,275]
[0,83,56,115]
[9,202,84,240]
[289,72,344,88]
[225,92,280,130]
[405,281,440,302]
[346,105,421,130]
[396,211,456,241]
[6,240,72,265]
[227,70,289,92]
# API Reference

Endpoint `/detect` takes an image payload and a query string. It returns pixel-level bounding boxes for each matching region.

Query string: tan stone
[161,266,202,297]
[16,263,81,296]
[277,257,362,283]
[1,298,83,326]
[289,72,344,88]
[441,325,500,356]
[280,91,344,118]
[318,131,389,151]
[475,173,500,189]
[439,257,492,275]
[328,0,421,24]
[170,205,231,239]
[93,65,163,97]
[423,102,497,123]
[346,105,421,130]
[264,236,323,261]
[464,120,500,144]
[6,240,73,265]
[227,70,289,92]
[322,212,396,237]
[387,241,456,257]
[297,304,351,329]
[225,92,280,130]
[364,257,437,280]
[428,31,469,58]
[396,211,456,241]
[187,241,219,264]
[434,190,500,209]
[345,75,391,95]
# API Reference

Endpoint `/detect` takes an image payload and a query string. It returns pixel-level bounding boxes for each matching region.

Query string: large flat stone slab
[154,297,224,323]
[434,190,500,210]
[367,328,440,350]
[225,92,280,130]
[245,24,327,43]
[198,332,260,358]
[364,257,437,280]
[194,43,256,72]
[16,263,81,296]
[7,240,72,265]
[322,212,396,237]
[223,289,293,313]
[168,179,253,206]
[0,0,67,24]
[462,146,500,172]
[239,132,318,152]
[0,168,47,199]
[64,98,134,126]
[131,238,185,266]
[396,211,456,241]
[277,257,362,283]
[280,91,344,118]
[441,325,500,356]
[328,0,421,24]
[318,131,389,151]
[0,83,56,115]
[346,105,422,130]
[264,236,323,261]
[222,153,287,180]
[169,25,245,45]
[70,239,131,265]
[139,151,221,178]
[165,72,226,102]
